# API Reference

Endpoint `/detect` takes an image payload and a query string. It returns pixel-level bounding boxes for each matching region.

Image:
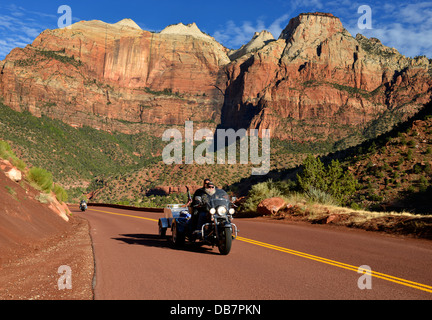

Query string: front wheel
[218,227,232,255]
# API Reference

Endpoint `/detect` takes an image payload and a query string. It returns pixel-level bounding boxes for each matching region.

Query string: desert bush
[28,167,53,193]
[53,184,68,203]
[241,180,282,213]
[0,140,26,170]
[0,140,12,159]
[304,187,338,206]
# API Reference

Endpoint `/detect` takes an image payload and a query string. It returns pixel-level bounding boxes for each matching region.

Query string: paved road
[72,205,432,300]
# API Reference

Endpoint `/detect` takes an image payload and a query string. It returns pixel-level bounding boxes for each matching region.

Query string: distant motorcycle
[79,200,87,212]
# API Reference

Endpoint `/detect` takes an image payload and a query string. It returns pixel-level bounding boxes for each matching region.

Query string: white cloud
[345,2,432,58]
[213,14,291,49]
[267,13,291,39]
[0,4,59,60]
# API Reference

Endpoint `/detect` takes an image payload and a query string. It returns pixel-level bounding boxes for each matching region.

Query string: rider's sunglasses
[206,184,215,189]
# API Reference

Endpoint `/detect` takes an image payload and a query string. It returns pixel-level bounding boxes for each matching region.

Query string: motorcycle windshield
[209,189,230,208]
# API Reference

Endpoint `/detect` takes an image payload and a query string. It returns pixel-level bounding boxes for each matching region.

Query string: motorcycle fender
[159,218,170,229]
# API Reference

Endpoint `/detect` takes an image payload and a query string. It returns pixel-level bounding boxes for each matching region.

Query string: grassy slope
[0,103,163,189]
[2,97,431,212]
[0,102,309,204]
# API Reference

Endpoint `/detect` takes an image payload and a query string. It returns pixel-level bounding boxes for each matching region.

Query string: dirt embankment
[0,166,94,300]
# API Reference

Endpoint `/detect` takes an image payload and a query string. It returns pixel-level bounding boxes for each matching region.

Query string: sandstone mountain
[0,19,229,135]
[0,12,431,147]
[221,13,432,144]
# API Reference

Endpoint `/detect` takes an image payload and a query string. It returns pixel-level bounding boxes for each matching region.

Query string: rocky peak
[251,30,275,42]
[114,18,142,30]
[229,30,275,60]
[277,12,351,63]
[281,14,337,43]
[160,22,214,42]
[279,12,344,41]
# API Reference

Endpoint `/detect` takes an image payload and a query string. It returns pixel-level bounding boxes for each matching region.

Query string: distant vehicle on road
[79,200,87,212]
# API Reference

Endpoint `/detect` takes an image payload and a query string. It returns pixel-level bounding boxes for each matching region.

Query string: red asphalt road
[72,205,432,300]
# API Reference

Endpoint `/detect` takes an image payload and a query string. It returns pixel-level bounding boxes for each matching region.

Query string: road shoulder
[0,215,94,300]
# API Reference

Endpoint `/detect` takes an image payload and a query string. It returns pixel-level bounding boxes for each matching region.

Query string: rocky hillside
[221,12,432,144]
[0,12,430,147]
[344,101,432,213]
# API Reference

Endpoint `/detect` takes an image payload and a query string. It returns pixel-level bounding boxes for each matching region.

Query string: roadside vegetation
[234,102,432,238]
[0,139,68,204]
[240,155,358,214]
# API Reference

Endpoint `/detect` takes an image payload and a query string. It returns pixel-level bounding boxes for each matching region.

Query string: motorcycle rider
[190,179,215,234]
[79,199,87,211]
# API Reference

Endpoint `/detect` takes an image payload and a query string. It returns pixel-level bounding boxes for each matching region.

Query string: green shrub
[413,163,423,174]
[297,155,327,192]
[53,184,68,203]
[305,187,338,206]
[297,155,358,205]
[28,167,53,193]
[0,140,26,170]
[0,140,12,159]
[406,149,413,161]
[241,180,282,212]
[406,185,416,194]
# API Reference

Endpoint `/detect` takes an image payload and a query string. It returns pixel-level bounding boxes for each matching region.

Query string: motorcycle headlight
[217,206,227,215]
[209,208,216,215]
[229,208,235,215]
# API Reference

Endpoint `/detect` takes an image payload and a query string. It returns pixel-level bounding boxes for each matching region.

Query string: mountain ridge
[0,12,430,144]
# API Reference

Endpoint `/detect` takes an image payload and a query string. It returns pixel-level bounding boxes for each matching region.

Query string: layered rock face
[0,13,431,143]
[0,20,229,133]
[221,12,432,142]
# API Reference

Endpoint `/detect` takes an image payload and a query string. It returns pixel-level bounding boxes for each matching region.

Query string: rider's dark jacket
[191,188,211,213]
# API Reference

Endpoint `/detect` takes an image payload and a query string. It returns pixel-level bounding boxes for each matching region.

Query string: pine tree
[297,155,358,205]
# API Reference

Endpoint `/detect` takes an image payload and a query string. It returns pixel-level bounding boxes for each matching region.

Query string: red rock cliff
[0,14,431,144]
[221,13,432,142]
[0,20,229,134]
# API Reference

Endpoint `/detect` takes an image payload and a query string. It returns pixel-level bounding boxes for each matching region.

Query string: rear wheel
[158,221,166,238]
[171,222,185,247]
[218,227,232,255]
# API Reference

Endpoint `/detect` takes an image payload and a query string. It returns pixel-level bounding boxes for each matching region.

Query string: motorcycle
[161,188,238,255]
[79,200,87,212]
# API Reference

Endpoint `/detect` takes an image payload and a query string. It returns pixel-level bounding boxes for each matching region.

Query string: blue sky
[1,0,431,60]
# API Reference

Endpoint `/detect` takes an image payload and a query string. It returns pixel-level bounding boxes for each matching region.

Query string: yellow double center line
[89,208,159,222]
[237,236,432,294]
[89,208,432,294]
